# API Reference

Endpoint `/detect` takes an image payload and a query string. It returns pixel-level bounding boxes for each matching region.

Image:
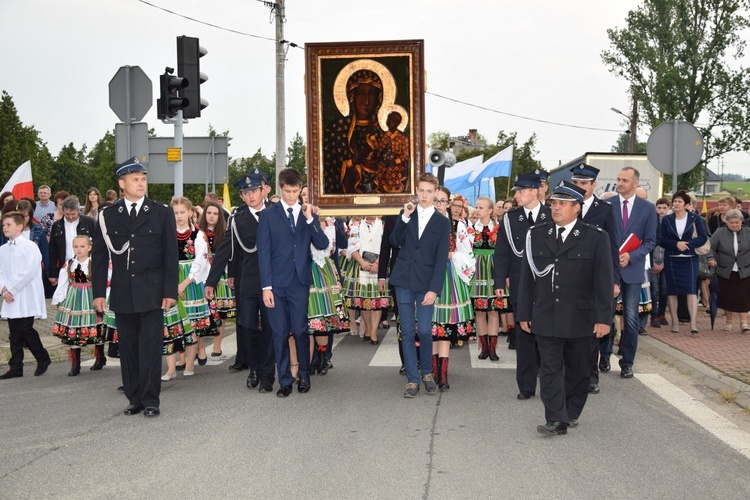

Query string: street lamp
[611,107,636,153]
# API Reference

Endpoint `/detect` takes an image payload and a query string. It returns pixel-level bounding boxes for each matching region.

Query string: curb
[638,334,750,409]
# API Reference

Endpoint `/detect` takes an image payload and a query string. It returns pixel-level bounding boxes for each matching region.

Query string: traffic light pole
[174,110,184,197]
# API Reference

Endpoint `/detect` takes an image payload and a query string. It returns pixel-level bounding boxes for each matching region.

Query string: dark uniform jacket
[91,198,178,314]
[206,205,262,296]
[516,221,613,338]
[48,215,96,279]
[581,196,620,284]
[494,204,552,306]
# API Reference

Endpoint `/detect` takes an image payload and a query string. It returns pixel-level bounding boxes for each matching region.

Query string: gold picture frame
[305,39,426,215]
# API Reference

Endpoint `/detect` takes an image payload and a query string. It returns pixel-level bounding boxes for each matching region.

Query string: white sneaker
[161,373,176,381]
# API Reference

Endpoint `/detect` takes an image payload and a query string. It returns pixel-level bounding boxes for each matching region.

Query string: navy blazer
[657,211,708,258]
[388,209,450,295]
[257,202,329,289]
[611,195,658,284]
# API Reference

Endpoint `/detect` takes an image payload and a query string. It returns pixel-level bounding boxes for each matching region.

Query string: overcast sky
[2,0,748,176]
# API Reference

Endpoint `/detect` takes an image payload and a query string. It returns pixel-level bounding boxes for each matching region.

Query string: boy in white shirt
[0,211,51,379]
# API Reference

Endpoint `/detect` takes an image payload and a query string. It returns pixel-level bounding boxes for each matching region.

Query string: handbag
[361,251,379,264]
[698,254,714,279]
[692,223,711,256]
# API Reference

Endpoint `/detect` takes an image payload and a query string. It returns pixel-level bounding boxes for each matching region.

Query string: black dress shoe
[298,377,311,393]
[0,370,22,379]
[143,406,160,417]
[247,370,260,388]
[537,422,568,435]
[588,384,600,394]
[124,404,144,415]
[34,359,51,376]
[517,391,534,400]
[598,357,611,372]
[276,385,293,398]
[621,366,634,378]
[117,386,124,392]
[229,363,249,372]
[259,379,274,393]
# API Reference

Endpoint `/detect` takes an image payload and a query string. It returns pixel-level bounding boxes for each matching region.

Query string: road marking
[638,373,750,460]
[369,328,402,367]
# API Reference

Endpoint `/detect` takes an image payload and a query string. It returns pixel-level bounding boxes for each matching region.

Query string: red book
[619,233,642,255]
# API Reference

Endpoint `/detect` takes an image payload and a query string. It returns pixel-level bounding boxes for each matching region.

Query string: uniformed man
[494,173,551,400]
[517,181,613,435]
[92,157,178,418]
[534,168,550,205]
[569,163,620,394]
[205,170,276,392]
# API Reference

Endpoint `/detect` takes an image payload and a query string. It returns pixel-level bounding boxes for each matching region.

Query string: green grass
[719,181,750,196]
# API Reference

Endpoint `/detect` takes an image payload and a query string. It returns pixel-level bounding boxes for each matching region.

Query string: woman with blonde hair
[468,196,501,360]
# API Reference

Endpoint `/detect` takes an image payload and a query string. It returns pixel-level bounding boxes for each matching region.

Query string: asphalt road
[1,329,749,499]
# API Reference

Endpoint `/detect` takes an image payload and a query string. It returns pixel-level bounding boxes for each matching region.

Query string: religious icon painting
[305,40,426,214]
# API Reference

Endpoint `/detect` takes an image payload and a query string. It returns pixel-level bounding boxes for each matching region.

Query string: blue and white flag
[468,146,513,183]
[442,154,484,192]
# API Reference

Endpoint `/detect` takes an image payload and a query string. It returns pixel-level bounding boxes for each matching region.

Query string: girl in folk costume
[342,215,391,344]
[198,202,232,358]
[308,217,350,375]
[431,189,475,390]
[340,216,360,336]
[161,197,220,381]
[498,199,517,345]
[51,235,106,376]
[468,196,503,361]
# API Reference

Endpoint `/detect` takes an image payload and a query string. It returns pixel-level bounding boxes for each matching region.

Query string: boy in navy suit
[389,173,450,397]
[258,168,329,397]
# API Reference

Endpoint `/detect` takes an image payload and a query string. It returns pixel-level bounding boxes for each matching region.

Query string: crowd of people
[1,160,749,435]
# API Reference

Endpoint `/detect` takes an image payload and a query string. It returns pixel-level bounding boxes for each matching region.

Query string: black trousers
[237,292,275,381]
[516,329,539,395]
[116,309,163,408]
[8,317,50,373]
[536,335,592,424]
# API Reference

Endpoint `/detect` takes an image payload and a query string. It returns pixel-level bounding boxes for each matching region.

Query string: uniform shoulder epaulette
[580,221,603,232]
[531,221,553,231]
[598,198,612,206]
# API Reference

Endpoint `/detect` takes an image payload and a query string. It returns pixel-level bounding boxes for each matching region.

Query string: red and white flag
[1,161,34,200]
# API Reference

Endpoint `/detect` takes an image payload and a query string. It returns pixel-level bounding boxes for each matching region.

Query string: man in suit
[389,173,450,398]
[517,181,613,435]
[258,168,329,397]
[92,157,178,417]
[205,170,276,393]
[48,195,95,286]
[610,167,657,378]
[569,163,620,394]
[494,173,551,400]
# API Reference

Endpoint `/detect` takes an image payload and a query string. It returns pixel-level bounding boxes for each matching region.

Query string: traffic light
[156,68,189,120]
[177,35,208,119]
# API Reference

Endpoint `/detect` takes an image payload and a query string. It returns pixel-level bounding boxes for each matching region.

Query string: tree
[602,0,750,189]
[611,132,647,154]
[49,143,95,199]
[0,91,53,189]
[226,149,275,207]
[286,132,306,183]
[88,130,117,195]
[428,130,450,151]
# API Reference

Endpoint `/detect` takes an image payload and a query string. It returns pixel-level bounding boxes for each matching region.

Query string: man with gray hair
[48,196,95,286]
[34,185,55,221]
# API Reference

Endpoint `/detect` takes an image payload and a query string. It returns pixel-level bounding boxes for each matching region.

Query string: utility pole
[259,1,286,190]
[629,93,637,153]
[274,1,286,189]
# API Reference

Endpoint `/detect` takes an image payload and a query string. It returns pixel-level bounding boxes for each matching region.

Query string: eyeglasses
[434,199,450,205]
[451,203,464,209]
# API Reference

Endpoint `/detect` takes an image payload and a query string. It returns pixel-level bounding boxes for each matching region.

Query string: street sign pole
[175,111,184,197]
[672,120,679,195]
